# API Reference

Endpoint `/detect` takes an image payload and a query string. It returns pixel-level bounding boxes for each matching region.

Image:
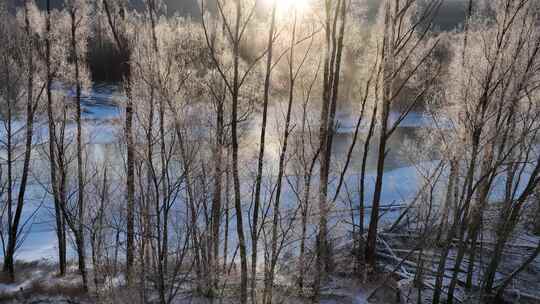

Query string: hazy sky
[8,0,468,31]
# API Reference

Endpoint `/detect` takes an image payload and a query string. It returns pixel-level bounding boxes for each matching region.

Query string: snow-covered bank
[335,111,451,134]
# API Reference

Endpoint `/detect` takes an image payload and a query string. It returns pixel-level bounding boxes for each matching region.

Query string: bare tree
[314,0,350,296]
[43,0,68,276]
[262,10,317,303]
[201,1,266,302]
[365,0,442,268]
[64,0,90,291]
[101,0,136,286]
[251,2,277,300]
[431,1,540,303]
[0,1,39,281]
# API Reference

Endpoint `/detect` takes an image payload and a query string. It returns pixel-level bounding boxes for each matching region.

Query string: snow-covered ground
[335,110,451,134]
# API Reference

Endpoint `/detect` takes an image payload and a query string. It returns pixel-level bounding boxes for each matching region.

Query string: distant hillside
[364,0,470,31]
[432,0,470,31]
[6,0,466,29]
[7,0,206,17]
[5,0,468,83]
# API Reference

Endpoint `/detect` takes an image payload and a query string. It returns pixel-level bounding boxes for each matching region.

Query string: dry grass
[0,261,87,302]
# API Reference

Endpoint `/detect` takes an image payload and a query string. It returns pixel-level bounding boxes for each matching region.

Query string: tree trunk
[46,0,66,276]
[231,1,248,302]
[366,1,393,268]
[71,7,88,291]
[358,102,377,274]
[263,15,296,303]
[437,158,458,244]
[315,1,348,295]
[3,48,14,281]
[251,4,277,299]
[102,0,135,285]
[433,128,481,304]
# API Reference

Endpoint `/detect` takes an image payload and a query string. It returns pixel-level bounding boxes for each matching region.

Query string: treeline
[87,35,129,82]
[1,1,540,304]
[6,0,468,83]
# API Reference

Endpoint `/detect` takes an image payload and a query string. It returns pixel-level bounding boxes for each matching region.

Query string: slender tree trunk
[357,102,377,274]
[3,53,14,280]
[18,2,36,226]
[231,1,248,302]
[92,166,108,296]
[70,7,88,291]
[58,96,70,276]
[366,2,393,267]
[251,4,277,299]
[437,158,458,244]
[433,129,481,304]
[158,65,169,304]
[263,15,297,303]
[365,109,389,267]
[102,0,135,284]
[125,80,135,287]
[297,86,317,294]
[223,151,231,272]
[315,1,348,296]
[143,86,154,301]
[211,101,224,290]
[46,0,66,276]
[297,176,310,293]
[464,145,494,290]
[535,187,540,235]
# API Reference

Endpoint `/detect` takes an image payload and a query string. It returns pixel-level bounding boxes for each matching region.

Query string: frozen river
[2,83,442,262]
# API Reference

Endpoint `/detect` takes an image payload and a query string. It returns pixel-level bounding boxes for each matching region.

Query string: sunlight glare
[267,0,311,15]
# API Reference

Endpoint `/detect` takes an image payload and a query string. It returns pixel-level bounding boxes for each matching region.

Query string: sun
[266,0,312,15]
